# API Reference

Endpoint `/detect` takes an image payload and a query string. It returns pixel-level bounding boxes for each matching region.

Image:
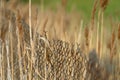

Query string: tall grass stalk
[6,39,11,80]
[7,18,13,80]
[78,20,83,44]
[1,1,6,78]
[0,0,2,79]
[16,13,23,80]
[96,11,100,55]
[100,11,104,60]
[0,40,1,79]
[9,21,14,80]
[118,24,120,68]
[29,0,34,79]
[9,16,14,80]
[1,42,5,80]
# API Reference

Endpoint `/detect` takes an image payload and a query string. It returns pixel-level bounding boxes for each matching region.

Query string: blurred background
[5,0,120,21]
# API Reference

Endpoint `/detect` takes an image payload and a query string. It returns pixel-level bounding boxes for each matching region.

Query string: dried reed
[28,0,34,79]
[0,0,119,80]
[16,9,24,80]
[8,11,14,80]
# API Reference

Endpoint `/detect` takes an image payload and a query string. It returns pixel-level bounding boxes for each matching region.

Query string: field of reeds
[0,0,120,80]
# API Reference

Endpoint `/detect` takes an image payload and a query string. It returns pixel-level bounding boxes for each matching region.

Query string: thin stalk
[100,11,104,60]
[16,21,23,80]
[1,43,5,80]
[9,19,14,80]
[89,26,92,52]
[6,40,11,80]
[10,34,14,80]
[0,40,2,80]
[29,0,34,79]
[0,1,3,79]
[96,10,100,55]
[96,21,99,53]
[0,0,2,79]
[78,20,83,44]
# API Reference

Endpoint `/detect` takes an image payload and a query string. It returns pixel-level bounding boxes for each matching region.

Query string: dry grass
[0,0,119,80]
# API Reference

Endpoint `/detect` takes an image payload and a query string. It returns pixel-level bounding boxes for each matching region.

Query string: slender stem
[9,18,14,80]
[6,40,11,80]
[100,11,104,60]
[0,40,2,80]
[78,20,83,44]
[2,43,5,80]
[29,0,34,79]
[16,20,23,80]
[0,0,2,79]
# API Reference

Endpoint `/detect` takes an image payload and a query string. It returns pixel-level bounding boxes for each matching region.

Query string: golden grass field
[0,0,120,80]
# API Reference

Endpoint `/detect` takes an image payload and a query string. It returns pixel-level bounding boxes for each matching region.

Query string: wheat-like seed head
[16,10,23,38]
[100,0,109,11]
[61,0,67,8]
[91,0,98,29]
[118,24,120,40]
[84,27,89,47]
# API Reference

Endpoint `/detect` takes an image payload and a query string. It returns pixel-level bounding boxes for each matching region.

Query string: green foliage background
[21,0,120,20]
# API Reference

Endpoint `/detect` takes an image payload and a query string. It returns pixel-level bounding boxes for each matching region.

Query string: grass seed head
[61,0,67,8]
[16,10,23,39]
[100,0,109,11]
[118,24,120,40]
[84,27,89,47]
[111,31,115,47]
[91,0,98,29]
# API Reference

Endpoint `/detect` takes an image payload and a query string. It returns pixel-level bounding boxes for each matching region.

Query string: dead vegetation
[0,0,120,80]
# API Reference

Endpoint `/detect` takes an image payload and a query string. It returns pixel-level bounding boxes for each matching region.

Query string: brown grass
[0,0,119,80]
